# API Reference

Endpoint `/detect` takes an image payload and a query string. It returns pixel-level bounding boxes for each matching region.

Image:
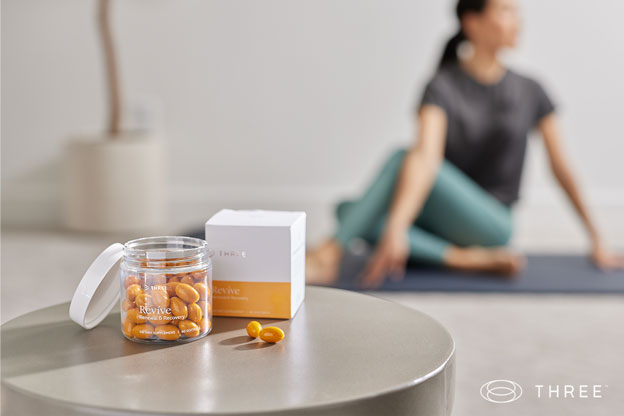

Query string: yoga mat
[184,229,624,294]
[334,251,624,294]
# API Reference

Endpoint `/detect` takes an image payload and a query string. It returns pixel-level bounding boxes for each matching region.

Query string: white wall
[2,0,623,248]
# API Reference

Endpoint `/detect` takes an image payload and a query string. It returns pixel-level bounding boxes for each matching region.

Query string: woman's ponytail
[439,29,467,68]
[439,0,488,69]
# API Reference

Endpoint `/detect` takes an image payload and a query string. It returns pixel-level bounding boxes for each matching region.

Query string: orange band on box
[212,280,291,319]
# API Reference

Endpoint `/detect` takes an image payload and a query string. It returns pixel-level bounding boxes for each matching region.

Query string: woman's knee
[487,215,513,246]
[335,199,354,221]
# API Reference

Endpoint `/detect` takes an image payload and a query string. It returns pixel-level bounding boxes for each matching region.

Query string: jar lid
[70,243,124,329]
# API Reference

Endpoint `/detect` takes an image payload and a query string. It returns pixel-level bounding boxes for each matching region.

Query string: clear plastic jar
[119,236,212,344]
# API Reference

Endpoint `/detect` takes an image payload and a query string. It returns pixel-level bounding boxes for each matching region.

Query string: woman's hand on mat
[360,229,410,289]
[591,241,624,271]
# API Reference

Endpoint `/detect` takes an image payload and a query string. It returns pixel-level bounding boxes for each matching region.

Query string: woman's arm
[360,105,447,288]
[385,106,447,232]
[539,114,624,270]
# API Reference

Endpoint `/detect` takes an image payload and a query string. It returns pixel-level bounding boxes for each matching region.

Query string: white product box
[205,209,306,319]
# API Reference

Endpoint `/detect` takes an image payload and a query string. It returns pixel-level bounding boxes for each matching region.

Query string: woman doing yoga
[306,0,624,289]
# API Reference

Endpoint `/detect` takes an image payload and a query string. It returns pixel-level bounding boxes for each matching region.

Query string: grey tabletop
[1,286,455,416]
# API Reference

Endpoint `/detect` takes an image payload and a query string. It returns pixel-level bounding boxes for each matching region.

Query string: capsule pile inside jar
[121,263,211,342]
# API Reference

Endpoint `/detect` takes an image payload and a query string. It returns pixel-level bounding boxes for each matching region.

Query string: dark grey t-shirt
[418,62,556,206]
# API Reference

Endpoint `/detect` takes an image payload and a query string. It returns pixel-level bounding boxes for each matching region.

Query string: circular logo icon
[480,380,523,404]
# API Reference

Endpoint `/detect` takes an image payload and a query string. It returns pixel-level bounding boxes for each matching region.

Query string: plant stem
[98,0,121,137]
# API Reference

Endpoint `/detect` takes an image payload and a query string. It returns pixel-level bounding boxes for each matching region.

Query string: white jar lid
[70,243,124,329]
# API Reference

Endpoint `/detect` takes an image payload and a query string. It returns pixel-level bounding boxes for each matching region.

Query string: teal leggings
[334,148,513,265]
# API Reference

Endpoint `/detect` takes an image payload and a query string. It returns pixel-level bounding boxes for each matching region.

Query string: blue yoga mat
[184,229,624,294]
[334,251,624,294]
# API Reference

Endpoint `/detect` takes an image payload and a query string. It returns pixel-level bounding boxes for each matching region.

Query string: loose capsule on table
[246,320,285,343]
[259,326,285,343]
[246,321,262,338]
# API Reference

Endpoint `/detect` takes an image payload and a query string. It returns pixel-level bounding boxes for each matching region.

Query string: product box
[205,209,306,319]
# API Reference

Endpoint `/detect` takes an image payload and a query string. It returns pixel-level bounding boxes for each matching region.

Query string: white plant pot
[62,131,166,232]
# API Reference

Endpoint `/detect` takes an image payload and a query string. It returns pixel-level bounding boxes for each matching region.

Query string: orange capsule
[198,300,211,315]
[192,270,208,282]
[188,302,203,323]
[167,274,181,283]
[126,284,142,301]
[178,320,201,338]
[199,318,212,334]
[154,325,181,341]
[259,326,285,343]
[181,274,195,285]
[121,298,134,312]
[132,324,155,339]
[149,289,169,308]
[135,293,150,308]
[165,281,180,297]
[147,308,174,326]
[193,283,209,300]
[126,307,148,324]
[124,274,139,289]
[170,297,188,320]
[175,283,200,304]
[122,318,135,337]
[246,321,262,338]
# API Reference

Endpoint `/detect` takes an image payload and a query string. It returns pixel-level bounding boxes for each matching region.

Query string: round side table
[1,286,455,416]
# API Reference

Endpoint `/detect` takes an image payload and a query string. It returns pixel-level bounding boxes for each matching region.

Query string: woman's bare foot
[306,239,344,286]
[444,246,526,277]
